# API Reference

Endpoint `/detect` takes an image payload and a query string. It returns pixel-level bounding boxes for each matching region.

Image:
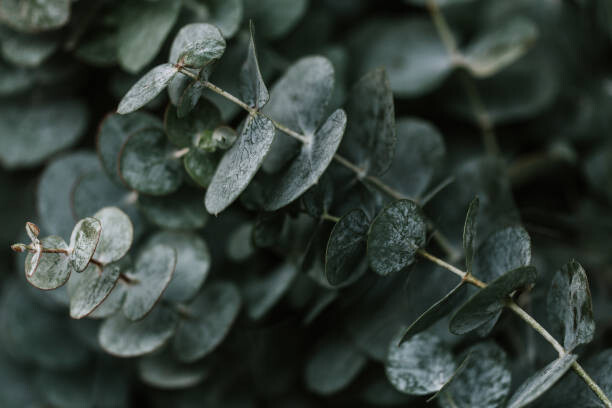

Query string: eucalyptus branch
[176,66,461,261]
[425,0,500,156]
[417,249,612,407]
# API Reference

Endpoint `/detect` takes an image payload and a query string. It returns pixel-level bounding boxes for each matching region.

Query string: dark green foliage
[3,1,612,407]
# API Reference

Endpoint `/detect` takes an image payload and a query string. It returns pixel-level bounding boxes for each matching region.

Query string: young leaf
[118,128,183,195]
[462,17,538,78]
[305,333,367,395]
[506,353,577,408]
[173,281,242,363]
[138,187,208,230]
[98,304,178,357]
[437,342,511,408]
[122,244,176,321]
[449,266,537,335]
[340,68,396,176]
[25,235,73,290]
[0,0,70,32]
[117,0,181,73]
[169,23,226,68]
[92,207,133,265]
[205,114,275,215]
[367,199,427,276]
[68,217,102,272]
[325,208,369,286]
[97,112,163,185]
[385,332,456,395]
[399,282,467,344]
[463,197,479,274]
[164,98,221,148]
[262,56,334,173]
[475,225,531,283]
[243,261,298,320]
[546,260,595,351]
[68,260,123,319]
[240,21,269,110]
[117,64,178,114]
[262,109,347,211]
[177,80,205,118]
[148,231,211,303]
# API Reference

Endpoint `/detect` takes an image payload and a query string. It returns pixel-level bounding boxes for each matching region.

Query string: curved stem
[417,249,612,407]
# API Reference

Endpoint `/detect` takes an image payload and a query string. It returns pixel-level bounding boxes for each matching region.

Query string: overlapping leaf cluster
[2,1,612,407]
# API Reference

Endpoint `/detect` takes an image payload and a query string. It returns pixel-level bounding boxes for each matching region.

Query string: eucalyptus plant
[2,0,612,407]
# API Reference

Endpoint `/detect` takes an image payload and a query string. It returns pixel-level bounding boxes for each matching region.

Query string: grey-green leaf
[99,305,178,357]
[263,109,346,211]
[173,281,241,363]
[506,353,577,408]
[449,266,537,335]
[26,235,73,290]
[262,56,334,173]
[243,261,298,320]
[205,114,275,215]
[170,23,226,67]
[68,217,102,272]
[148,231,211,303]
[117,64,178,114]
[340,68,396,176]
[138,188,208,230]
[240,21,269,110]
[92,207,133,265]
[438,342,512,408]
[305,334,367,395]
[464,197,479,274]
[547,260,595,351]
[183,148,219,188]
[123,244,176,321]
[118,128,183,195]
[475,225,531,283]
[68,261,122,319]
[325,209,369,286]
[117,0,181,73]
[0,0,70,32]
[1,31,59,67]
[462,17,538,78]
[399,282,467,344]
[164,98,221,148]
[139,350,209,389]
[385,332,456,395]
[367,199,427,276]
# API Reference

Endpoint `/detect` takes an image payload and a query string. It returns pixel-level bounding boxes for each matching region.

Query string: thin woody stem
[417,248,612,407]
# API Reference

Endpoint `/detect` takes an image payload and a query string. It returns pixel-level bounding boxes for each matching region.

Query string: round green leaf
[1,31,59,67]
[148,231,211,303]
[68,217,102,272]
[184,148,219,188]
[340,68,395,176]
[117,64,178,114]
[173,281,242,362]
[325,208,369,286]
[367,199,427,276]
[0,0,70,32]
[449,266,537,335]
[169,23,225,67]
[262,109,346,211]
[68,261,123,319]
[506,353,577,408]
[438,342,511,408]
[119,128,183,195]
[547,260,595,351]
[165,98,221,148]
[205,113,275,215]
[474,225,531,283]
[305,334,367,395]
[123,244,176,321]
[0,99,87,169]
[139,349,209,389]
[240,21,269,110]
[262,56,334,173]
[243,261,297,320]
[98,304,178,357]
[243,0,307,40]
[26,235,73,290]
[117,0,181,73]
[92,207,134,265]
[138,187,208,229]
[97,112,162,185]
[385,332,456,395]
